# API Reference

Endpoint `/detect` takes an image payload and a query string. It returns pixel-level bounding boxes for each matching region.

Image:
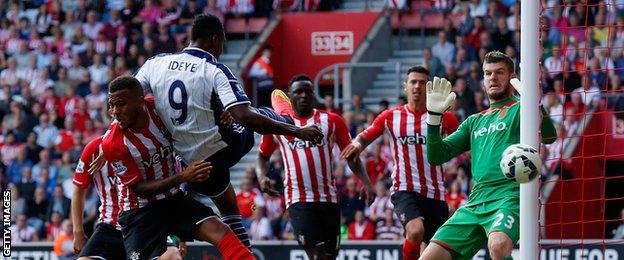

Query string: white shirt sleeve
[135,59,153,94]
[213,65,250,109]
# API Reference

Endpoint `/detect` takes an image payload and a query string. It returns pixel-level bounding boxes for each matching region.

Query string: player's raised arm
[341,109,388,160]
[426,77,470,165]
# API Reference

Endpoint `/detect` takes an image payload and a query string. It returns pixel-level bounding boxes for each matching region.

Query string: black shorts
[79,223,126,260]
[188,123,255,197]
[118,193,216,260]
[288,202,341,256]
[390,191,449,243]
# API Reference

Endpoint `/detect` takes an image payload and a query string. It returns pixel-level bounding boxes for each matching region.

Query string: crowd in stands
[2,0,623,248]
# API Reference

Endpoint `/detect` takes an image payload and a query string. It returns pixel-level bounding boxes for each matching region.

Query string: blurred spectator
[423,47,444,78]
[445,180,467,214]
[431,31,455,67]
[33,114,59,149]
[1,132,23,165]
[322,94,343,115]
[365,144,386,186]
[47,185,71,220]
[368,181,393,221]
[83,11,103,40]
[16,167,36,202]
[612,208,624,239]
[339,177,365,224]
[249,46,274,107]
[375,208,402,240]
[9,185,26,222]
[491,17,512,52]
[7,148,33,184]
[10,214,40,243]
[347,94,369,126]
[53,219,74,260]
[469,0,487,18]
[46,211,63,241]
[347,210,375,240]
[263,193,285,237]
[237,177,266,229]
[249,207,273,240]
[24,133,43,164]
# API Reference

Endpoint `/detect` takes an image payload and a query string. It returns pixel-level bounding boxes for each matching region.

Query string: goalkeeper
[420,51,557,260]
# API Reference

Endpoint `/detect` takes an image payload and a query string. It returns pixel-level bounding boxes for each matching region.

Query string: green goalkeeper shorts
[430,197,519,259]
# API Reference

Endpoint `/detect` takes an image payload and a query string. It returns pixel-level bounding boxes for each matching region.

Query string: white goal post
[519,0,541,259]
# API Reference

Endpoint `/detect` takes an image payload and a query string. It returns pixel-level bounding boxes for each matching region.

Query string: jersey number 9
[168,80,188,125]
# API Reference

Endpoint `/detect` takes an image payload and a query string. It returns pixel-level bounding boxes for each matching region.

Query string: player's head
[191,14,226,59]
[482,51,516,101]
[108,76,145,129]
[288,74,315,117]
[404,65,429,107]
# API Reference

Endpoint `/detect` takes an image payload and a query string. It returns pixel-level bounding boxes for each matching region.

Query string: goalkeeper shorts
[430,198,519,259]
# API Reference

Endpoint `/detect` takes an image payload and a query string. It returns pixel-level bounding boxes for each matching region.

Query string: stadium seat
[226,18,248,34]
[248,18,268,33]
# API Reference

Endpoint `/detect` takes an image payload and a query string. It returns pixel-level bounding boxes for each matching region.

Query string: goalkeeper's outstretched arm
[426,123,470,165]
[426,76,470,165]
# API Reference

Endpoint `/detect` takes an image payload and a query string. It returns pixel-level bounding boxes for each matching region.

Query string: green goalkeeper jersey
[427,96,556,207]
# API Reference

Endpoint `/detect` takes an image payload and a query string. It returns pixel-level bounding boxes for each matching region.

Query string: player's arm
[214,68,322,141]
[510,78,557,144]
[340,110,388,160]
[131,160,213,197]
[256,135,280,196]
[71,186,88,254]
[334,113,374,204]
[228,104,300,136]
[71,140,99,254]
[426,77,469,165]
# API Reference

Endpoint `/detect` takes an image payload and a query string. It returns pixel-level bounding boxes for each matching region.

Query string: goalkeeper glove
[510,78,521,94]
[426,77,456,126]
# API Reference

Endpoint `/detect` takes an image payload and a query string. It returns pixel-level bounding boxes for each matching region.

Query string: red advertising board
[244,12,380,90]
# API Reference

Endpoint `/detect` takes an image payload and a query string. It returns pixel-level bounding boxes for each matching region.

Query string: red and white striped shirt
[102,96,180,211]
[72,136,121,228]
[259,109,351,208]
[360,106,459,200]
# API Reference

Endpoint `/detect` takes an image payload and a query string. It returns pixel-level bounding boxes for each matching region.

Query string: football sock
[403,239,421,260]
[217,231,254,260]
[221,214,251,248]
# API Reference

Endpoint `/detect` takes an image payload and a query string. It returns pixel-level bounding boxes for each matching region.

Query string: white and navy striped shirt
[136,47,250,163]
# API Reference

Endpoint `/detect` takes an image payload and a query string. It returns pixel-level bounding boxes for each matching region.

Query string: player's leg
[77,223,126,260]
[118,205,170,260]
[484,207,519,260]
[187,152,252,248]
[420,206,487,260]
[169,194,253,259]
[288,202,328,260]
[212,184,252,248]
[390,191,426,259]
[419,242,452,260]
[487,232,514,260]
[320,203,342,260]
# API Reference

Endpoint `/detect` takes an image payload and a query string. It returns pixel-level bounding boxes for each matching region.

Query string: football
[500,144,542,183]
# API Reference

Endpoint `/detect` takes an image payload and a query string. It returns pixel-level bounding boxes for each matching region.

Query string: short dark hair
[406,65,430,78]
[289,74,313,88]
[379,99,389,107]
[484,51,515,73]
[191,14,224,41]
[109,76,143,96]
